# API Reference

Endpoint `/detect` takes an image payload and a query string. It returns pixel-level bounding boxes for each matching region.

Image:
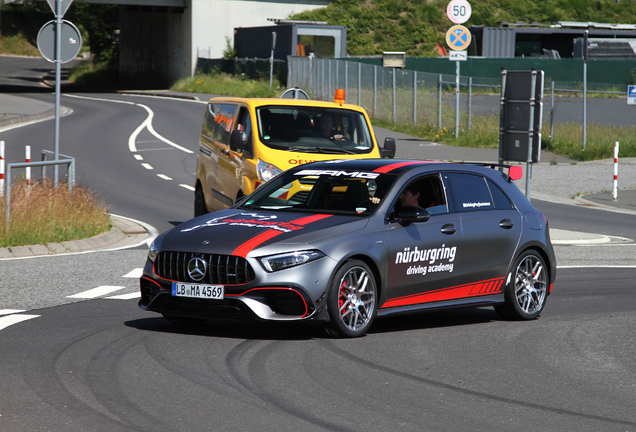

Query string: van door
[202,103,239,210]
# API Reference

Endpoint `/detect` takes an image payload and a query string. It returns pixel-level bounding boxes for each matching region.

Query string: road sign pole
[583,30,588,151]
[54,0,62,186]
[455,60,460,138]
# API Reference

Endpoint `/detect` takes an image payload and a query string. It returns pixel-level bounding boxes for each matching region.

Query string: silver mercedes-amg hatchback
[140,159,556,337]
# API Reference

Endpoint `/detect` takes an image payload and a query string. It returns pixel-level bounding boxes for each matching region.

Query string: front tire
[194,185,208,217]
[327,260,377,338]
[495,250,548,320]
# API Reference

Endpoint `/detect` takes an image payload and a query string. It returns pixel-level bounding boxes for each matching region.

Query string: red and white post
[612,141,619,200]
[0,141,5,193]
[25,145,31,186]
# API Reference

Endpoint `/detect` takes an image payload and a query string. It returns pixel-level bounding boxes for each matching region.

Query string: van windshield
[256,106,374,154]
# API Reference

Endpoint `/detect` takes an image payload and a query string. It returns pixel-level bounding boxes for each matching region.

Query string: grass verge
[170,72,283,98]
[0,33,40,57]
[372,114,635,161]
[68,61,119,87]
[0,179,111,248]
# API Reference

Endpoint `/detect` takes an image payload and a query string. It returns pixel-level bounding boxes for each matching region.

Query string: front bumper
[138,255,335,323]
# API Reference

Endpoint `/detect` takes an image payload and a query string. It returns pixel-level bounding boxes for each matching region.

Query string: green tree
[66,3,119,64]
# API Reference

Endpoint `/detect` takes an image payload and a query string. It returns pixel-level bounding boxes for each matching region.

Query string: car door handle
[441,224,457,235]
[499,219,514,229]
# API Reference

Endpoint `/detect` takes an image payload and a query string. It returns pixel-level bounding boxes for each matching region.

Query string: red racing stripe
[381,277,505,308]
[232,214,333,258]
[232,230,282,258]
[292,214,333,226]
[373,161,427,173]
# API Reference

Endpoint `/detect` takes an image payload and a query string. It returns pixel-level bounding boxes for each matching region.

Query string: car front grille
[154,251,255,285]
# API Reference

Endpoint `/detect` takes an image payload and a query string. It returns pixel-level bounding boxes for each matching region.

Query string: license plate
[171,282,224,300]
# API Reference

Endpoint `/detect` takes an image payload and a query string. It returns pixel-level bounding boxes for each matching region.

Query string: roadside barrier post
[613,141,619,200]
[0,140,4,194]
[26,145,31,186]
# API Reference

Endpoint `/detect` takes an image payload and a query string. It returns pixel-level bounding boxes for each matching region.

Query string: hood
[260,147,380,172]
[160,209,368,258]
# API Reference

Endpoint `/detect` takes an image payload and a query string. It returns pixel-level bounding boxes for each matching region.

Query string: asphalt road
[1,56,635,432]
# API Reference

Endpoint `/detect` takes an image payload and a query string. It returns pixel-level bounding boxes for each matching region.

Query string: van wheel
[194,185,208,217]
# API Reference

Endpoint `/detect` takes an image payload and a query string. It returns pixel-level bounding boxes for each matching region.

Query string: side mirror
[230,130,248,152]
[381,137,396,158]
[398,206,430,227]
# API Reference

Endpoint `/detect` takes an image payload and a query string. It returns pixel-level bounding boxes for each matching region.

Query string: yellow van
[195,95,396,216]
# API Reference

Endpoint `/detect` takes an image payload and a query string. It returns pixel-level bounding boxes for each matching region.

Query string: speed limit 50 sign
[447,0,471,24]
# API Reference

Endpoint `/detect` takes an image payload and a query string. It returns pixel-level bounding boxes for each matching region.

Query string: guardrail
[4,151,75,225]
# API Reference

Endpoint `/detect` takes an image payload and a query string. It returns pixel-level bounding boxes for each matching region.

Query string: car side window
[487,179,514,209]
[447,173,494,212]
[391,174,448,220]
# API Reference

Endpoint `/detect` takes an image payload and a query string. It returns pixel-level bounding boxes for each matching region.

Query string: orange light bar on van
[334,89,345,105]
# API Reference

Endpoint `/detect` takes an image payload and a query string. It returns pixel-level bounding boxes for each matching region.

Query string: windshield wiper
[287,146,357,155]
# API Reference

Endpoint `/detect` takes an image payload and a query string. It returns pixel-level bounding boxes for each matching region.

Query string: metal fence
[287,56,636,150]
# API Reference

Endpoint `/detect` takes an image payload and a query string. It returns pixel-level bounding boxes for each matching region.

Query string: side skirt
[377,294,505,318]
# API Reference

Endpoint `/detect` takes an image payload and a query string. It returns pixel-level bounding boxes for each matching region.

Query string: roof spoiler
[455,162,523,181]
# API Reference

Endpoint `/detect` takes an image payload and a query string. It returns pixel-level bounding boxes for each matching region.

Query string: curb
[0,214,155,260]
[117,89,203,101]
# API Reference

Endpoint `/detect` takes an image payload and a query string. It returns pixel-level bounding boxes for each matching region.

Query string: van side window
[236,107,253,155]
[205,103,238,145]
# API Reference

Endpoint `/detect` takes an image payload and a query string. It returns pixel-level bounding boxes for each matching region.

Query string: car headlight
[257,159,282,183]
[258,250,325,272]
[148,239,160,262]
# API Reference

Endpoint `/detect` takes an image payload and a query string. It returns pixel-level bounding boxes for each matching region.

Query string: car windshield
[256,106,374,154]
[238,168,397,216]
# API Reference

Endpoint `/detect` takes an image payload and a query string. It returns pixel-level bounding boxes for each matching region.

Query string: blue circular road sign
[446,25,472,51]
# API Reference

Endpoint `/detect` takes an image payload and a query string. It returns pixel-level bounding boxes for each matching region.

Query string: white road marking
[157,174,173,181]
[64,94,191,154]
[123,268,144,278]
[0,314,40,331]
[128,103,193,154]
[180,184,195,191]
[106,292,141,300]
[558,265,636,269]
[0,309,27,316]
[134,154,144,160]
[65,94,136,106]
[141,163,153,170]
[67,286,126,299]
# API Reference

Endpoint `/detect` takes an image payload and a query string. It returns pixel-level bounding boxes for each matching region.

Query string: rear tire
[327,260,377,338]
[495,250,548,320]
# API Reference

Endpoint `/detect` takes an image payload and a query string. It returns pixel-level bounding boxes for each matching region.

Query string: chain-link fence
[287,56,636,152]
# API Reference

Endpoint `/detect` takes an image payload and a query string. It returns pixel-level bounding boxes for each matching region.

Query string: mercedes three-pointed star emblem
[187,257,207,282]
